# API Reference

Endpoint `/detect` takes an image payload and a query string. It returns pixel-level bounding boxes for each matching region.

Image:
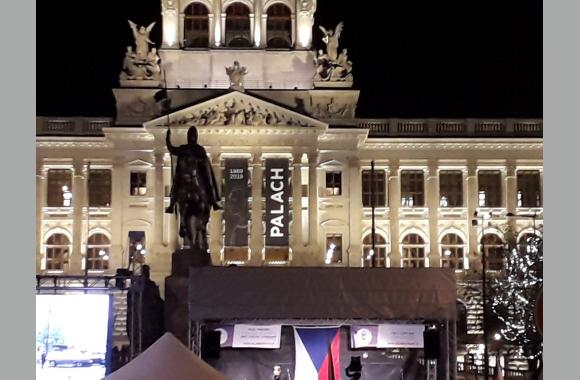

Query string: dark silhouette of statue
[165,126,221,251]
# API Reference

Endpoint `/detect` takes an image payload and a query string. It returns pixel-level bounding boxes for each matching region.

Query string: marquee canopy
[187,267,456,322]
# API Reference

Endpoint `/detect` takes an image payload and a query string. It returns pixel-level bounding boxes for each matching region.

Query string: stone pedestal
[164,248,212,346]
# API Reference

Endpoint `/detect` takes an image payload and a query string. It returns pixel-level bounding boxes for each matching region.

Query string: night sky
[36,0,541,118]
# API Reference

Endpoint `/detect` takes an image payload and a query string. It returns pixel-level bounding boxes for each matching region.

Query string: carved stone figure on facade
[128,21,156,60]
[120,21,161,82]
[225,61,248,91]
[314,22,353,84]
[165,127,222,251]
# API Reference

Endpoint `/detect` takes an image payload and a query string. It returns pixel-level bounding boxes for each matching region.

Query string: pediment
[143,91,327,130]
[127,159,153,167]
[319,159,344,167]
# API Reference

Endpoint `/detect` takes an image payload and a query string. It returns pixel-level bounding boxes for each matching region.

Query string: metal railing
[36,117,113,136]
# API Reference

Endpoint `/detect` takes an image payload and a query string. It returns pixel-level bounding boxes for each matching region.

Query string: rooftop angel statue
[128,20,156,61]
[319,21,344,61]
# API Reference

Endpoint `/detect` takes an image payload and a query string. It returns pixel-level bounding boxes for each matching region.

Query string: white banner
[232,324,282,349]
[376,324,425,348]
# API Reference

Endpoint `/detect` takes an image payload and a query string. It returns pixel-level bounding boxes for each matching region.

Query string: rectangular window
[47,169,73,207]
[400,170,424,207]
[130,172,147,196]
[325,171,342,196]
[478,170,502,207]
[325,234,343,264]
[362,170,386,207]
[128,231,146,266]
[439,170,463,207]
[88,169,112,207]
[517,170,541,207]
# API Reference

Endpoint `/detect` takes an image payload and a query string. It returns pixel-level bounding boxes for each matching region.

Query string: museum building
[36,0,543,356]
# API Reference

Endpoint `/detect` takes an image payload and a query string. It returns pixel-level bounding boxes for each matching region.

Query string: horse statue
[165,126,221,251]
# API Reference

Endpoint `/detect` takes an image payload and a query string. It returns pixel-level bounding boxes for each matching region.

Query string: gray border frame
[0,1,36,378]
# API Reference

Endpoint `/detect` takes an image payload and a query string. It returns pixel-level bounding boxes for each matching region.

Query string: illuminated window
[225,3,251,47]
[517,233,540,254]
[88,169,111,207]
[362,170,386,207]
[517,170,541,207]
[401,170,424,207]
[325,234,342,264]
[401,233,426,268]
[266,4,292,48]
[478,170,501,207]
[439,171,463,207]
[45,233,70,270]
[184,3,209,48]
[362,233,388,267]
[130,172,147,196]
[47,169,72,207]
[87,233,110,270]
[325,171,342,196]
[441,233,465,269]
[128,231,146,266]
[481,234,505,270]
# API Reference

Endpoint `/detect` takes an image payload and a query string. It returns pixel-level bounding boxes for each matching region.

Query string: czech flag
[293,327,341,380]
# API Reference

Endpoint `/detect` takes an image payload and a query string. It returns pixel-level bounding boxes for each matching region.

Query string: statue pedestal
[164,248,212,346]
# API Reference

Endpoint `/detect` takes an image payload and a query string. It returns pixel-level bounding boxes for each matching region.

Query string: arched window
[226,3,251,47]
[440,233,465,269]
[266,4,292,48]
[87,233,110,270]
[362,233,388,267]
[45,234,70,270]
[481,234,505,270]
[184,3,210,48]
[401,233,426,268]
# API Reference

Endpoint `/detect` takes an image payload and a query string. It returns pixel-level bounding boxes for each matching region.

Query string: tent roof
[188,267,456,321]
[104,333,226,380]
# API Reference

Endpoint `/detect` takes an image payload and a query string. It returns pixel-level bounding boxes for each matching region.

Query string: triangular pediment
[143,91,327,130]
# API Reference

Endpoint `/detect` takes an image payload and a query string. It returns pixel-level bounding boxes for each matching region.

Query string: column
[426,162,440,268]
[208,14,215,47]
[291,14,296,47]
[466,162,479,269]
[161,3,179,48]
[261,14,268,47]
[250,13,256,46]
[209,153,223,264]
[388,162,401,267]
[307,152,319,249]
[36,163,47,273]
[72,161,87,273]
[250,153,264,264]
[220,14,227,46]
[110,157,125,271]
[179,12,185,47]
[348,158,362,267]
[153,151,165,252]
[505,162,517,233]
[291,154,303,258]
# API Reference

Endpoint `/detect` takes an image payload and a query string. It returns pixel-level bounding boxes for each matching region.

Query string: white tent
[104,332,227,380]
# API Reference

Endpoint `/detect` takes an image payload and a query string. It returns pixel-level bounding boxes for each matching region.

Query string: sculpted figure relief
[314,21,353,83]
[165,127,222,251]
[225,61,248,91]
[120,21,161,81]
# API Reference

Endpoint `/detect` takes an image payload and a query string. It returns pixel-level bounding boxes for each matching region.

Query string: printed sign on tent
[231,324,282,349]
[377,324,425,348]
[350,325,379,348]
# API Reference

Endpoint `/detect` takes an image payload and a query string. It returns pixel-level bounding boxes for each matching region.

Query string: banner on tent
[351,324,425,348]
[210,324,282,348]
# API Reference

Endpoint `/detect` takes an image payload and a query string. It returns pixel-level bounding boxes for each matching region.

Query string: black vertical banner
[265,159,290,246]
[224,159,249,247]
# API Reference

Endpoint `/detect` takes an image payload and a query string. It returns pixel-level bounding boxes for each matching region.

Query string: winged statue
[225,61,248,91]
[128,20,156,61]
[318,21,344,61]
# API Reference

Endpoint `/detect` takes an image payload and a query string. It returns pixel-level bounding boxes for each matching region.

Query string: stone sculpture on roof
[120,21,161,83]
[314,21,353,86]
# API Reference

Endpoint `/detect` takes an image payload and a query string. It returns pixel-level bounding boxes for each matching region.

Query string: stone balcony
[36,117,113,136]
[353,118,543,138]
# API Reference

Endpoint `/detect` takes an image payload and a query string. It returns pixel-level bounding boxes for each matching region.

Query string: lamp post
[371,160,376,268]
[472,210,490,379]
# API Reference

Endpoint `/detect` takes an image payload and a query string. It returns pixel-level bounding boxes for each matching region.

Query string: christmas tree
[491,232,543,360]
